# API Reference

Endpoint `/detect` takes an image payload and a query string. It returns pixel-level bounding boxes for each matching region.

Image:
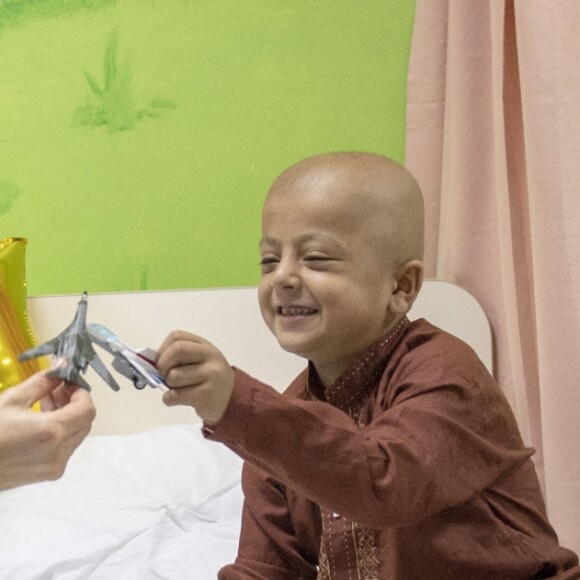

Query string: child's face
[258,179,401,385]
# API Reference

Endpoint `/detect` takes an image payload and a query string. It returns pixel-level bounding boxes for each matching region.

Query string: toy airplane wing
[88,354,121,392]
[19,337,61,361]
[88,323,167,391]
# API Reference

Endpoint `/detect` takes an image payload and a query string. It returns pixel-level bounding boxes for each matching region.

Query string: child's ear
[389,260,424,314]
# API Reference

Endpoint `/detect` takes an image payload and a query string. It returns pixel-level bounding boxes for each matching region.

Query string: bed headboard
[26,281,491,436]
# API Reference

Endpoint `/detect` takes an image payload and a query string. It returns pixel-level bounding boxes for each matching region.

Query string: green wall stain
[0,180,20,215]
[0,0,117,33]
[72,28,176,133]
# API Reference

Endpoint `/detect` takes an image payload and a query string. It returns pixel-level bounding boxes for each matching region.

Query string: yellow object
[0,237,46,396]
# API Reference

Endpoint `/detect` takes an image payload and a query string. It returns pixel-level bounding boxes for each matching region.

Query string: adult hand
[0,368,96,491]
[156,330,235,425]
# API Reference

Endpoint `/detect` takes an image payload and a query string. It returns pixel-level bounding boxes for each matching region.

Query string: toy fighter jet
[18,292,121,392]
[87,323,167,391]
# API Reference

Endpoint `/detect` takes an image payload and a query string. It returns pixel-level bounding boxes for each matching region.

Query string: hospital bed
[0,282,491,579]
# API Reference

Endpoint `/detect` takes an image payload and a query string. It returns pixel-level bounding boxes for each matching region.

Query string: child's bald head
[266,152,425,271]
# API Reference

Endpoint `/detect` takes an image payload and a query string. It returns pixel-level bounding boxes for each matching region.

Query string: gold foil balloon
[0,237,46,394]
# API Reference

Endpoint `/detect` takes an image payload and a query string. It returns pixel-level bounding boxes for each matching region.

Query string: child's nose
[271,257,301,290]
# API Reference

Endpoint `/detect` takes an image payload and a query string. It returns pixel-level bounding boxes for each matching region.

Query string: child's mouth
[276,306,318,316]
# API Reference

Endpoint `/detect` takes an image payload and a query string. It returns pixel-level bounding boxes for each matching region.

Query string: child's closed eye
[259,257,279,273]
[303,255,335,268]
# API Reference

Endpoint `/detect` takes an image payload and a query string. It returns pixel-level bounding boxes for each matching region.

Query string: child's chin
[276,338,311,359]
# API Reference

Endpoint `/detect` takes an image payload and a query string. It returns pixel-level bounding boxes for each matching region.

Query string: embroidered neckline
[306,316,410,412]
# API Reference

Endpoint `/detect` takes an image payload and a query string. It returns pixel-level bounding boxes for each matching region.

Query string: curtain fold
[405,0,580,555]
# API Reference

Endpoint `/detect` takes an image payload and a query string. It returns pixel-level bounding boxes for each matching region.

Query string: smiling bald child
[156,152,579,580]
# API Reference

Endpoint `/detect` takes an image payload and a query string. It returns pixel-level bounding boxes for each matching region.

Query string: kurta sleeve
[208,332,534,530]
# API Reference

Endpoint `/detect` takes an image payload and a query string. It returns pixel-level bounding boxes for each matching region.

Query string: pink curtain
[405,0,580,555]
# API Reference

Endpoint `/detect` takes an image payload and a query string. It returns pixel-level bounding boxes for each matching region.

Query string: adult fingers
[50,387,96,433]
[40,381,76,411]
[2,371,63,409]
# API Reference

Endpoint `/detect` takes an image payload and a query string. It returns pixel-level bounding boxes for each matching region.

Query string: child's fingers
[162,387,182,407]
[157,330,204,356]
[157,337,209,375]
[162,384,204,408]
[163,364,205,388]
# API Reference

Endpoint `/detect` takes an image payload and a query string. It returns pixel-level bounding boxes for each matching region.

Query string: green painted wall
[0,0,416,296]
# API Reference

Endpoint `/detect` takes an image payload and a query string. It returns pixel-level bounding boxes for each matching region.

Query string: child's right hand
[156,331,235,425]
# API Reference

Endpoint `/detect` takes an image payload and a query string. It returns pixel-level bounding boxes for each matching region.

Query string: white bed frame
[27,281,492,436]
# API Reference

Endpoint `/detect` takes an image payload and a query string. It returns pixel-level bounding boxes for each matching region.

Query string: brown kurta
[206,318,579,579]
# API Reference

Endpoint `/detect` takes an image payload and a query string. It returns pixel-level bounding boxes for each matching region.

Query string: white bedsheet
[0,425,244,579]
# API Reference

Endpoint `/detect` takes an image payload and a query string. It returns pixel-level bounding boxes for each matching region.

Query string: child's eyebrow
[259,236,279,249]
[259,233,343,250]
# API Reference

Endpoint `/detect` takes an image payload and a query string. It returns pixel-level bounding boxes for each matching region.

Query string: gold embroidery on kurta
[352,522,379,580]
[317,541,331,580]
[349,403,379,579]
[317,390,383,578]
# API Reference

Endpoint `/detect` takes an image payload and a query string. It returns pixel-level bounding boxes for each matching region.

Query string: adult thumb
[3,370,62,409]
